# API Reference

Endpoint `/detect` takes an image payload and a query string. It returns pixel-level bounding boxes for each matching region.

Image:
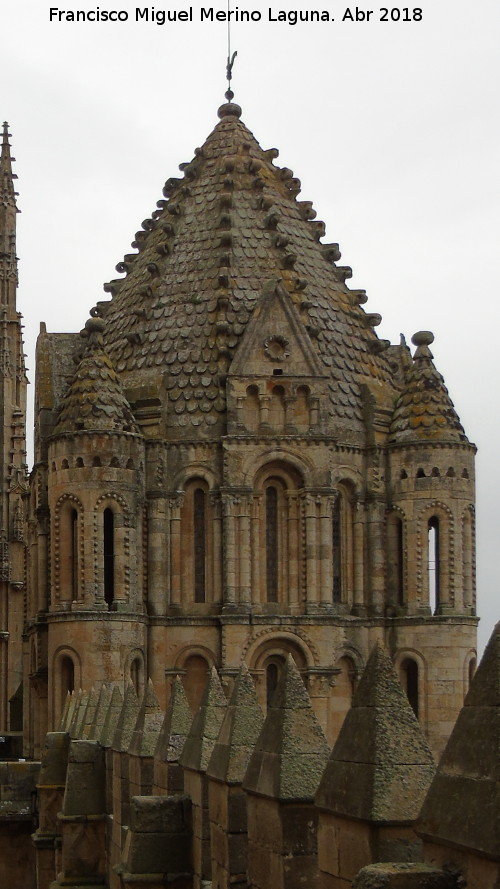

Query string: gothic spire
[0,122,19,307]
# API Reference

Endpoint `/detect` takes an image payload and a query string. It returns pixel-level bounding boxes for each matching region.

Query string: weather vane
[225,0,237,101]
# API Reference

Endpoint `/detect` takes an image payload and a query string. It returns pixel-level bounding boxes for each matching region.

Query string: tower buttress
[0,123,28,734]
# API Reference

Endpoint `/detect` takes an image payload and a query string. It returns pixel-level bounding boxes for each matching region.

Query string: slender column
[238,495,252,606]
[353,502,365,613]
[37,509,49,614]
[319,495,333,608]
[251,495,262,605]
[304,494,318,608]
[258,395,270,430]
[169,494,183,607]
[147,494,168,616]
[222,494,236,606]
[463,511,472,609]
[310,396,320,429]
[284,395,297,433]
[367,500,385,615]
[286,493,300,611]
[211,493,222,604]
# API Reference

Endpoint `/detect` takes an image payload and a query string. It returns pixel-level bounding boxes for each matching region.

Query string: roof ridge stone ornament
[412,329,435,360]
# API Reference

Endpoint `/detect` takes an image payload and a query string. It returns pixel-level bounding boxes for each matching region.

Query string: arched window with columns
[180,478,215,604]
[332,484,355,608]
[95,493,131,610]
[418,504,453,614]
[386,510,405,606]
[54,495,83,605]
[253,462,304,609]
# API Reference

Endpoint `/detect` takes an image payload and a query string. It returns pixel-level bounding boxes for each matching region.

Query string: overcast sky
[2,0,499,651]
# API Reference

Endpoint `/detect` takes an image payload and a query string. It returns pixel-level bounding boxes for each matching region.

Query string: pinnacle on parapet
[154,675,193,764]
[418,622,500,857]
[100,684,124,748]
[207,662,265,785]
[88,684,113,741]
[179,665,228,772]
[315,643,435,822]
[68,688,88,739]
[112,681,140,752]
[38,731,71,787]
[129,678,164,757]
[81,685,99,739]
[58,690,75,732]
[243,654,330,801]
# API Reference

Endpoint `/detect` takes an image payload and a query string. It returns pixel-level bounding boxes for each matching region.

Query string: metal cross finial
[225,50,237,101]
[225,0,237,102]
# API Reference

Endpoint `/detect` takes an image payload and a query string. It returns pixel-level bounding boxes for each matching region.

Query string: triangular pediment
[228,279,325,379]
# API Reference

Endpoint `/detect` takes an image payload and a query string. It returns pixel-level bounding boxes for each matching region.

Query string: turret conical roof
[389,331,467,444]
[53,317,140,435]
[97,101,398,445]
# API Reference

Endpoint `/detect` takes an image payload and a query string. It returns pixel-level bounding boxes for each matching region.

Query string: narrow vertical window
[402,659,419,718]
[104,508,115,609]
[194,488,206,603]
[61,656,75,714]
[428,516,440,613]
[332,497,342,602]
[71,509,78,600]
[130,658,140,696]
[468,657,476,690]
[266,662,280,707]
[266,486,278,602]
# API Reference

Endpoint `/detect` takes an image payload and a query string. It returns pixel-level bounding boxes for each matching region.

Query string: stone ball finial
[218,102,242,120]
[85,317,105,335]
[411,330,434,347]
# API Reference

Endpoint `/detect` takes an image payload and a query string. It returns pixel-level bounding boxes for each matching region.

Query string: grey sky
[2,0,498,650]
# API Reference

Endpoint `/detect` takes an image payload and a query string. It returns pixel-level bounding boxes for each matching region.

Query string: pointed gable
[316,643,435,822]
[229,279,325,379]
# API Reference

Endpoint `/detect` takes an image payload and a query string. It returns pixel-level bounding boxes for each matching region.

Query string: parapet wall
[6,624,500,889]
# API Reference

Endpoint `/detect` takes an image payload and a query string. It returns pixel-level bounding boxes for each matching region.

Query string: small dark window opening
[404,659,419,718]
[332,498,342,602]
[104,508,115,609]
[194,488,206,603]
[266,662,280,707]
[71,509,78,600]
[273,368,283,376]
[468,657,476,689]
[428,516,440,613]
[61,657,75,696]
[130,658,140,696]
[266,486,278,602]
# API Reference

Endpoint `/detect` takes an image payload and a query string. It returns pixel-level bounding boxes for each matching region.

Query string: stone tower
[0,123,28,738]
[22,99,477,759]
